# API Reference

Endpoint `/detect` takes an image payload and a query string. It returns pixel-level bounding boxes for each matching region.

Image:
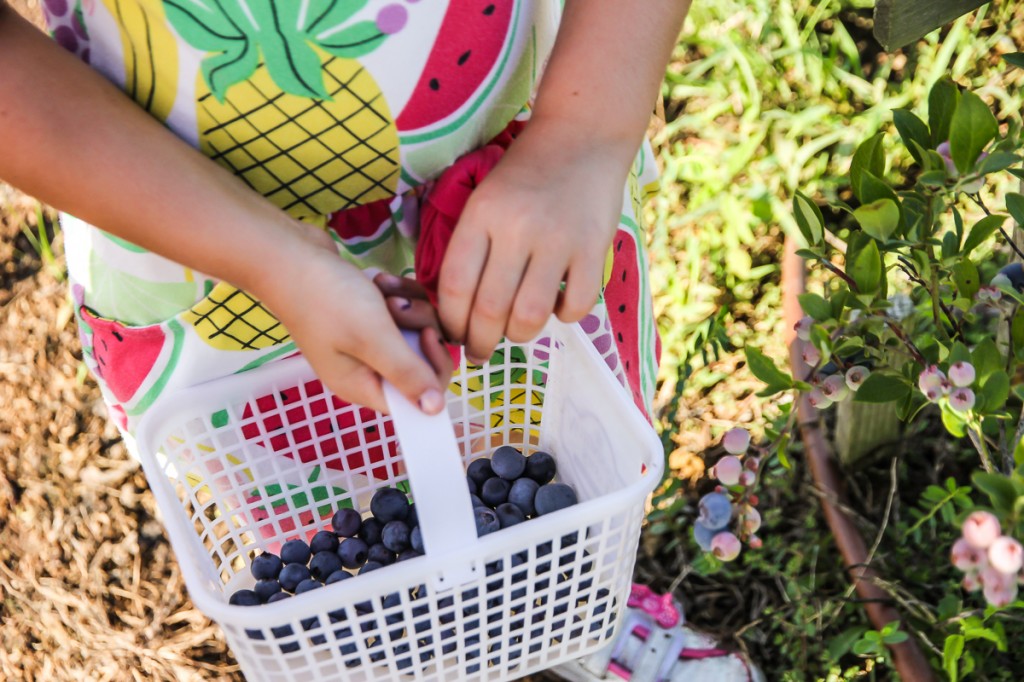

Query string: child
[0,0,690,439]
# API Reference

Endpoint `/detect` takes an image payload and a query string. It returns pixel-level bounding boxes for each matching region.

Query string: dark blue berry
[370,487,409,523]
[279,563,311,592]
[508,477,539,517]
[481,477,511,507]
[325,570,351,585]
[406,503,418,528]
[525,451,556,484]
[367,542,395,565]
[496,502,526,528]
[251,553,283,580]
[467,476,478,496]
[331,507,362,537]
[309,550,343,580]
[358,517,384,546]
[999,262,1024,291]
[229,589,260,606]
[254,579,282,602]
[337,537,369,569]
[470,494,487,509]
[491,445,527,480]
[267,591,291,603]
[381,520,411,553]
[534,483,578,515]
[280,539,311,565]
[467,458,494,486]
[295,578,322,595]
[360,560,384,575]
[397,549,421,562]
[474,507,501,536]
[309,530,339,554]
[410,525,424,553]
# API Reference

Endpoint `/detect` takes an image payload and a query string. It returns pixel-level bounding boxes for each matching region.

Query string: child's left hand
[437,117,634,364]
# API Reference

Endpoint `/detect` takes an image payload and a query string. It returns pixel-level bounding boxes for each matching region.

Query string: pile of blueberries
[228,446,606,668]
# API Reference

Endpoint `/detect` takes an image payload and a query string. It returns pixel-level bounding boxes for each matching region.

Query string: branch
[970,193,1024,262]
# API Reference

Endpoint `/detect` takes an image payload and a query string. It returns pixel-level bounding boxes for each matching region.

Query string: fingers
[505,249,565,343]
[419,325,454,388]
[556,250,603,323]
[462,246,527,364]
[373,272,431,302]
[438,227,490,348]
[356,320,448,415]
[313,355,389,415]
[385,295,444,336]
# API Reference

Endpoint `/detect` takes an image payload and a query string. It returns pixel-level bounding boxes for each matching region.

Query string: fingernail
[391,296,411,310]
[467,354,487,366]
[418,388,445,414]
[379,273,403,286]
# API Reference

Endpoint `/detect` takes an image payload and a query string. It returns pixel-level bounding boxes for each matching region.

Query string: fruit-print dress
[43,1,661,475]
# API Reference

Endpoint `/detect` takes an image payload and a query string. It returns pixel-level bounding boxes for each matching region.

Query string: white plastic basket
[135,320,663,682]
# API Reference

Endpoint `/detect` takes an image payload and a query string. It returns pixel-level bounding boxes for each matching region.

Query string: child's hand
[262,240,452,416]
[437,118,632,364]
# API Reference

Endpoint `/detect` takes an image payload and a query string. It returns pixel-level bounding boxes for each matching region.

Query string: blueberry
[229,589,260,606]
[491,446,527,480]
[470,494,487,509]
[280,539,311,565]
[370,487,409,523]
[998,262,1024,291]
[338,537,369,569]
[525,451,556,485]
[295,578,322,594]
[279,563,312,592]
[382,520,411,553]
[467,458,494,487]
[254,579,282,602]
[481,477,511,507]
[410,526,424,553]
[251,553,283,580]
[360,560,384,574]
[474,507,501,536]
[397,549,421,562]
[406,503,418,528]
[368,542,396,565]
[359,517,384,546]
[467,476,478,496]
[496,502,526,528]
[693,520,716,551]
[534,483,578,515]
[697,492,732,531]
[508,478,539,517]
[309,550,343,580]
[267,591,291,603]
[331,507,362,537]
[310,530,339,554]
[325,569,352,585]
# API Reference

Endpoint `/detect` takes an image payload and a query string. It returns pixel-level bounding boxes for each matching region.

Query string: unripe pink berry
[748,535,763,549]
[741,507,762,534]
[714,485,725,494]
[951,537,984,571]
[744,457,760,472]
[821,374,849,402]
[747,494,759,506]
[801,344,821,366]
[738,470,756,487]
[949,387,976,413]
[794,316,813,341]
[988,536,1024,575]
[713,455,743,486]
[983,580,1018,608]
[722,428,750,455]
[977,285,1002,302]
[936,141,956,176]
[963,511,1002,550]
[948,361,976,387]
[980,565,1011,590]
[962,571,982,593]
[807,388,833,409]
[845,366,869,391]
[918,365,947,394]
[711,531,741,562]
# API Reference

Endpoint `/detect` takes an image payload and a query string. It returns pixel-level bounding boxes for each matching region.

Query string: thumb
[361,323,447,415]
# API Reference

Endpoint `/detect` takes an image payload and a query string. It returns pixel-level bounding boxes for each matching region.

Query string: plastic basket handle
[382,330,480,591]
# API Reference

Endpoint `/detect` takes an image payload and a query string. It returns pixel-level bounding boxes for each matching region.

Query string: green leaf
[830,287,850,320]
[977,152,1021,176]
[943,634,964,682]
[854,371,910,403]
[980,370,1010,412]
[949,342,972,365]
[1005,52,1024,68]
[942,405,968,437]
[744,347,793,395]
[200,39,260,103]
[850,134,886,203]
[848,239,883,295]
[929,78,960,147]
[952,259,981,300]
[828,627,867,660]
[317,21,387,59]
[854,198,900,241]
[793,191,824,246]
[973,472,1017,515]
[857,169,900,207]
[1006,193,1024,226]
[963,215,1006,255]
[893,110,931,165]
[798,293,832,322]
[942,231,959,260]
[918,170,948,188]
[950,91,998,175]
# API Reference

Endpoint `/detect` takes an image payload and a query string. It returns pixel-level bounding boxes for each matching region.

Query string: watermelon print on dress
[602,230,648,417]
[79,307,166,403]
[241,380,398,480]
[396,0,514,130]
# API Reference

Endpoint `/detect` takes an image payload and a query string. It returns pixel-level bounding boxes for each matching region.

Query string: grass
[645,1,1024,679]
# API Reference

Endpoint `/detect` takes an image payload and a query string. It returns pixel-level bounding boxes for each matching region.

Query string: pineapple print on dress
[180,282,288,351]
[164,1,404,219]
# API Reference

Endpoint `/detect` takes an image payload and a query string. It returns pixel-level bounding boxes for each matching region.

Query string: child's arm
[0,4,450,415]
[438,0,691,364]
